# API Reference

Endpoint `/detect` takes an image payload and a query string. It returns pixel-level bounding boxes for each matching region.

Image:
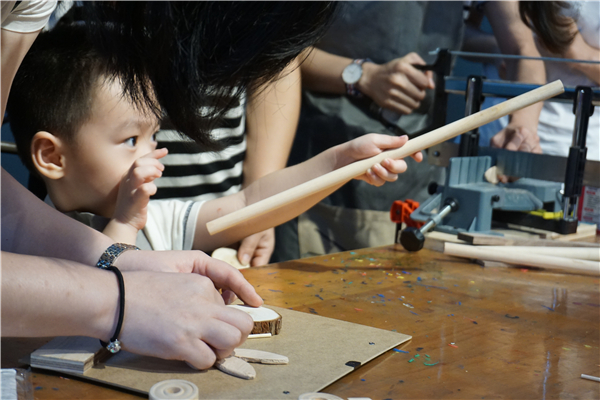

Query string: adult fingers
[196,257,263,307]
[183,341,217,370]
[198,317,251,360]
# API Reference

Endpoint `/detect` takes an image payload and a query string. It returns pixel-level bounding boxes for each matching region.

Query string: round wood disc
[227,304,282,335]
[149,379,199,400]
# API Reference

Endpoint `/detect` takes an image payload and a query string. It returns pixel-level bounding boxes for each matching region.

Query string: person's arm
[2,251,262,369]
[300,47,434,115]
[103,148,168,244]
[1,28,41,122]
[232,59,301,266]
[193,134,422,251]
[485,1,545,153]
[560,32,600,85]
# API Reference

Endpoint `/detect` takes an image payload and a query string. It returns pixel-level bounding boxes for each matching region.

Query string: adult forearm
[566,34,600,85]
[244,58,301,184]
[300,47,351,94]
[1,169,113,265]
[1,252,116,340]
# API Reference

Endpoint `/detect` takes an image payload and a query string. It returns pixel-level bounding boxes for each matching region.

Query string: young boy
[8,24,421,254]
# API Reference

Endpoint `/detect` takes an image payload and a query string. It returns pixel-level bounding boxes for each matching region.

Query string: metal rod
[429,49,600,65]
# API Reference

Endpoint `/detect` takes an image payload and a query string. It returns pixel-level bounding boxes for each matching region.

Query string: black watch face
[342,63,362,84]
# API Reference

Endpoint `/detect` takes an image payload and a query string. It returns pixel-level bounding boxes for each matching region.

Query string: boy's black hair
[81,1,338,151]
[7,23,111,175]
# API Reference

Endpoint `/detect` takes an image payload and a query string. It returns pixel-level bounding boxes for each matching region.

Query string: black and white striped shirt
[153,95,247,202]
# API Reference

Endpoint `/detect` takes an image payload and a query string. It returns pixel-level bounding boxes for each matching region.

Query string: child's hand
[113,148,168,231]
[342,134,422,187]
[236,228,275,267]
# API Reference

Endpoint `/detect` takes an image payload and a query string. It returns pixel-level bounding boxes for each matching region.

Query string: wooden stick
[207,80,565,235]
[444,242,599,276]
[581,374,600,382]
[457,232,599,247]
[472,246,599,261]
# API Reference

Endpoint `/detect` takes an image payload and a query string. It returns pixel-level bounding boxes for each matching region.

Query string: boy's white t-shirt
[47,198,204,251]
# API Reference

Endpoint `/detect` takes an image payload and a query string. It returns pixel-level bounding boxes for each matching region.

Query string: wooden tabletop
[2,244,599,399]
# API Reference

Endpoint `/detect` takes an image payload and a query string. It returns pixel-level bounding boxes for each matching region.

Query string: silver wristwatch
[96,243,140,269]
[342,58,368,97]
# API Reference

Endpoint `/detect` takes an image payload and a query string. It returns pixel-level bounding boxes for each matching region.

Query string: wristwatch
[342,58,368,97]
[96,243,140,269]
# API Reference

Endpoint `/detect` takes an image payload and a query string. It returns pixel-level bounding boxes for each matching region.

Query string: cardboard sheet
[34,306,411,399]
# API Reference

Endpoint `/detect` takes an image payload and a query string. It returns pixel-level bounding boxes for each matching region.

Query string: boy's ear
[31,131,66,180]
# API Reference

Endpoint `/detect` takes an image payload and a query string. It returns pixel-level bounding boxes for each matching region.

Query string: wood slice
[227,305,282,335]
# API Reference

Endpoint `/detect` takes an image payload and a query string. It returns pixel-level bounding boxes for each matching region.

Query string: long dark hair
[81,1,338,151]
[519,1,577,54]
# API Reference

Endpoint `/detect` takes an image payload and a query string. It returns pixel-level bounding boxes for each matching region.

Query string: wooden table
[3,245,599,399]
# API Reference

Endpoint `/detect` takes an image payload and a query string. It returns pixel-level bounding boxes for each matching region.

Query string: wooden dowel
[474,246,599,261]
[207,80,565,235]
[444,242,599,276]
[581,374,600,382]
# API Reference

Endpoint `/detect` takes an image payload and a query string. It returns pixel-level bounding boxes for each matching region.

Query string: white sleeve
[142,200,204,251]
[1,0,57,33]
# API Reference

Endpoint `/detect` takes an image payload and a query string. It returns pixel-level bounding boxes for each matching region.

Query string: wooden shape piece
[214,356,256,380]
[211,247,249,270]
[227,304,282,335]
[233,348,289,365]
[30,336,106,374]
[484,166,499,184]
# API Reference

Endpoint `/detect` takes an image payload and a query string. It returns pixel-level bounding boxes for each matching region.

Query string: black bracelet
[100,266,125,353]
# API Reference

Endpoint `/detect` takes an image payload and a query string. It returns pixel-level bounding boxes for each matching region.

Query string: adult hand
[490,124,542,153]
[358,52,435,115]
[119,270,255,369]
[237,228,275,267]
[115,249,263,307]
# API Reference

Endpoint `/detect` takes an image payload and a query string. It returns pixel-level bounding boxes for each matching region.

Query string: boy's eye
[151,133,158,143]
[125,137,137,147]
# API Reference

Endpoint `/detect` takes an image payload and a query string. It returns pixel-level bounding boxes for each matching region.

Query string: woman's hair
[81,1,338,151]
[519,1,577,54]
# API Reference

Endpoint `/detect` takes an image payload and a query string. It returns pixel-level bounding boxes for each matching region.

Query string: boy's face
[59,79,160,217]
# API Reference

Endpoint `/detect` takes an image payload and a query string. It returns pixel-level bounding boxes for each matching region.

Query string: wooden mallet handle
[207,80,565,235]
